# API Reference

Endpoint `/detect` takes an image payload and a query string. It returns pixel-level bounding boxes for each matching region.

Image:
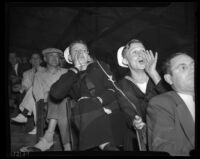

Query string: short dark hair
[69,40,89,54]
[122,39,143,57]
[30,53,42,59]
[162,52,191,75]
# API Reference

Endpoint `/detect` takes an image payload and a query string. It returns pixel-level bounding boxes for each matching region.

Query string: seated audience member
[20,48,70,152]
[49,40,126,151]
[116,39,167,150]
[146,53,195,156]
[9,52,30,109]
[11,53,45,134]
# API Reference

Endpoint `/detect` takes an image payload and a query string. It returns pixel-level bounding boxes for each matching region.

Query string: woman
[116,39,168,151]
[49,40,126,151]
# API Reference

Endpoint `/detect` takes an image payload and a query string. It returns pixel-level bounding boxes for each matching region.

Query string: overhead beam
[88,7,155,45]
[88,4,186,46]
[54,10,84,48]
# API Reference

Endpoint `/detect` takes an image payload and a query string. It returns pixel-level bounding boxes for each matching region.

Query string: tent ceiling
[7,2,196,68]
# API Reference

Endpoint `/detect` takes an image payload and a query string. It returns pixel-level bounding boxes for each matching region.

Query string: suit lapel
[170,92,195,147]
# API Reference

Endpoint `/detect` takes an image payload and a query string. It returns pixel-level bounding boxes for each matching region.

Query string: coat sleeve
[21,71,32,92]
[49,70,79,102]
[95,62,117,106]
[154,79,169,94]
[146,95,183,156]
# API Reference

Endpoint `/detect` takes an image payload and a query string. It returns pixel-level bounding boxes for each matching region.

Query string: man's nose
[77,50,83,53]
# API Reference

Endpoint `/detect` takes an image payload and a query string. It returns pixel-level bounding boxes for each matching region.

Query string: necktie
[32,68,38,102]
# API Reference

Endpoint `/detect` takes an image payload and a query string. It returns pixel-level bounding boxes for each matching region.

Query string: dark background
[4,2,198,157]
[6,2,197,79]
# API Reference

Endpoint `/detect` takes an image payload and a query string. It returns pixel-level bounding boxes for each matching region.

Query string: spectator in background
[22,56,28,64]
[20,48,70,152]
[59,56,68,68]
[22,56,32,69]
[147,53,195,156]
[9,52,29,110]
[11,53,45,134]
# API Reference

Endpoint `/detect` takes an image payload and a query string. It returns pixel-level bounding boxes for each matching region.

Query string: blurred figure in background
[9,52,29,111]
[20,48,71,152]
[11,53,45,134]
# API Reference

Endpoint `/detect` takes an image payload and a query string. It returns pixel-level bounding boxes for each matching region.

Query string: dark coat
[147,91,194,156]
[9,62,30,88]
[117,77,167,150]
[8,63,30,105]
[50,61,126,150]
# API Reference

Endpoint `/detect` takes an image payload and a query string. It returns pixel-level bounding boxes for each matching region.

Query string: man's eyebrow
[171,63,186,70]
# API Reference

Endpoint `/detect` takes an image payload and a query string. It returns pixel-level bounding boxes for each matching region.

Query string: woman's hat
[64,47,73,64]
[117,46,128,68]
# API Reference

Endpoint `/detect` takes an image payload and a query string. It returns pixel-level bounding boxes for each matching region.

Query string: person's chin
[138,65,145,70]
[80,61,88,66]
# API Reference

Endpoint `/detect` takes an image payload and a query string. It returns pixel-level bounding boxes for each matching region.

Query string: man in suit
[9,52,30,110]
[146,53,195,156]
[11,53,45,135]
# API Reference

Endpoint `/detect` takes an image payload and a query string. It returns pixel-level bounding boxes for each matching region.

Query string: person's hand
[144,50,158,75]
[74,53,89,71]
[143,50,161,85]
[133,115,145,130]
[103,107,112,114]
[12,84,21,92]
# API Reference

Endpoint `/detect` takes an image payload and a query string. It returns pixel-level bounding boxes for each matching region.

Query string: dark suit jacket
[8,63,30,104]
[147,91,195,156]
[9,63,30,85]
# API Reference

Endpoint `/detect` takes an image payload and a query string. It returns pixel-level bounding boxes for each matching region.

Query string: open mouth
[138,59,145,64]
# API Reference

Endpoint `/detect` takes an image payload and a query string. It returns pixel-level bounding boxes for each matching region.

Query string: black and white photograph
[5,2,197,157]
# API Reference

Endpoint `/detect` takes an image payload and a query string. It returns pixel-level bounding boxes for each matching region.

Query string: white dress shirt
[125,76,148,94]
[177,92,195,122]
[32,68,68,102]
[136,82,147,94]
[14,63,19,76]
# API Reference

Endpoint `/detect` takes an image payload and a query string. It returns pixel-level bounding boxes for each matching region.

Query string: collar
[125,75,148,93]
[15,63,18,69]
[177,92,195,121]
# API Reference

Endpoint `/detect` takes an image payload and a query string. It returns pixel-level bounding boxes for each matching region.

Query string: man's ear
[164,74,173,85]
[68,54,72,62]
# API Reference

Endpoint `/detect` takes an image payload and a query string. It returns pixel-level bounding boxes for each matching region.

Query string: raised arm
[49,68,79,101]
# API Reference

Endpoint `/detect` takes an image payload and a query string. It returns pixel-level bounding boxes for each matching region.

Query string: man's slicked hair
[122,39,143,58]
[69,40,89,55]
